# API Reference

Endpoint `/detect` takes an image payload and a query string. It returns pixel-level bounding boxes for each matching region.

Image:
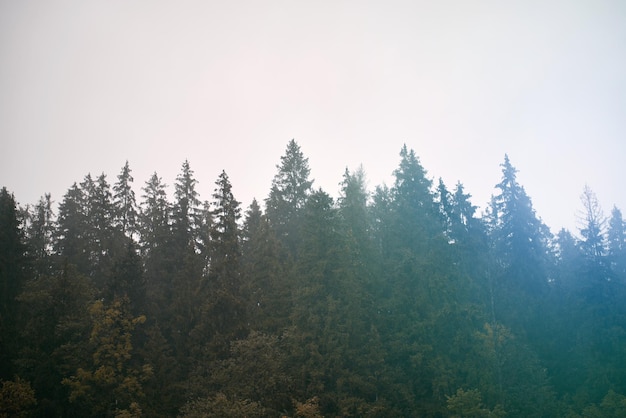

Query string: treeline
[1,140,626,417]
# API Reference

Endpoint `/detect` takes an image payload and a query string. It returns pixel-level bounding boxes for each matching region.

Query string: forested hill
[2,140,626,417]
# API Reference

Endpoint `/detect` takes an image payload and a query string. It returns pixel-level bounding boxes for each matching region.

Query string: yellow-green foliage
[446,388,505,418]
[0,377,36,418]
[62,297,151,415]
[294,396,323,418]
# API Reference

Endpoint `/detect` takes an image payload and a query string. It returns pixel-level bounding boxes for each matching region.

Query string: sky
[1,0,624,234]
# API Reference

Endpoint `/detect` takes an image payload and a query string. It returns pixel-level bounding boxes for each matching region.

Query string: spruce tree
[490,155,551,295]
[338,166,371,254]
[191,171,245,361]
[578,185,609,285]
[390,144,441,254]
[172,160,202,255]
[265,139,313,254]
[208,170,241,285]
[139,172,170,257]
[55,182,90,275]
[240,200,289,333]
[113,161,138,240]
[89,173,121,288]
[0,187,28,379]
[608,206,626,282]
[23,193,55,278]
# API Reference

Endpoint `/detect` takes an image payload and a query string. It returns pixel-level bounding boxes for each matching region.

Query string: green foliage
[608,206,626,282]
[22,193,55,278]
[265,139,313,253]
[113,161,139,239]
[5,142,626,417]
[0,187,29,379]
[490,155,552,296]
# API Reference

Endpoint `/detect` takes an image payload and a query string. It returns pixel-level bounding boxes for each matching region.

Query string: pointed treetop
[266,139,313,215]
[393,144,431,192]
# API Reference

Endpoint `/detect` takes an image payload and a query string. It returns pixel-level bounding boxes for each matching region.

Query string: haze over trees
[2,140,626,417]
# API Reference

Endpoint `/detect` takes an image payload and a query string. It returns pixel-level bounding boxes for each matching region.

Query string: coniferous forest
[2,140,626,417]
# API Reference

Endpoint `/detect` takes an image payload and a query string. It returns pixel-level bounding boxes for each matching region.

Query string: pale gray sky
[1,0,624,233]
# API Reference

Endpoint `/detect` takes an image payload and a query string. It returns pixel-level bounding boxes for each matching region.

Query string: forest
[1,139,626,417]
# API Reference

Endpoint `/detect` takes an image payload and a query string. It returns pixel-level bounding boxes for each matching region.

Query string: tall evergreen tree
[577,185,609,285]
[450,182,484,245]
[88,173,121,288]
[436,177,454,238]
[338,166,371,254]
[113,161,138,240]
[107,241,145,314]
[369,184,393,263]
[241,198,262,256]
[554,228,584,291]
[172,160,202,255]
[156,163,203,370]
[240,200,289,333]
[139,172,170,257]
[390,144,441,254]
[191,171,245,359]
[265,139,313,253]
[208,170,241,284]
[55,182,90,275]
[490,155,551,295]
[0,187,28,379]
[23,193,55,278]
[608,206,626,282]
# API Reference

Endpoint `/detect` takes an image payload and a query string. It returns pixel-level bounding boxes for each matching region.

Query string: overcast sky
[1,0,624,234]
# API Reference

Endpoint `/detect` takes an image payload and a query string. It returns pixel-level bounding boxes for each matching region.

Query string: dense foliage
[2,140,626,417]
